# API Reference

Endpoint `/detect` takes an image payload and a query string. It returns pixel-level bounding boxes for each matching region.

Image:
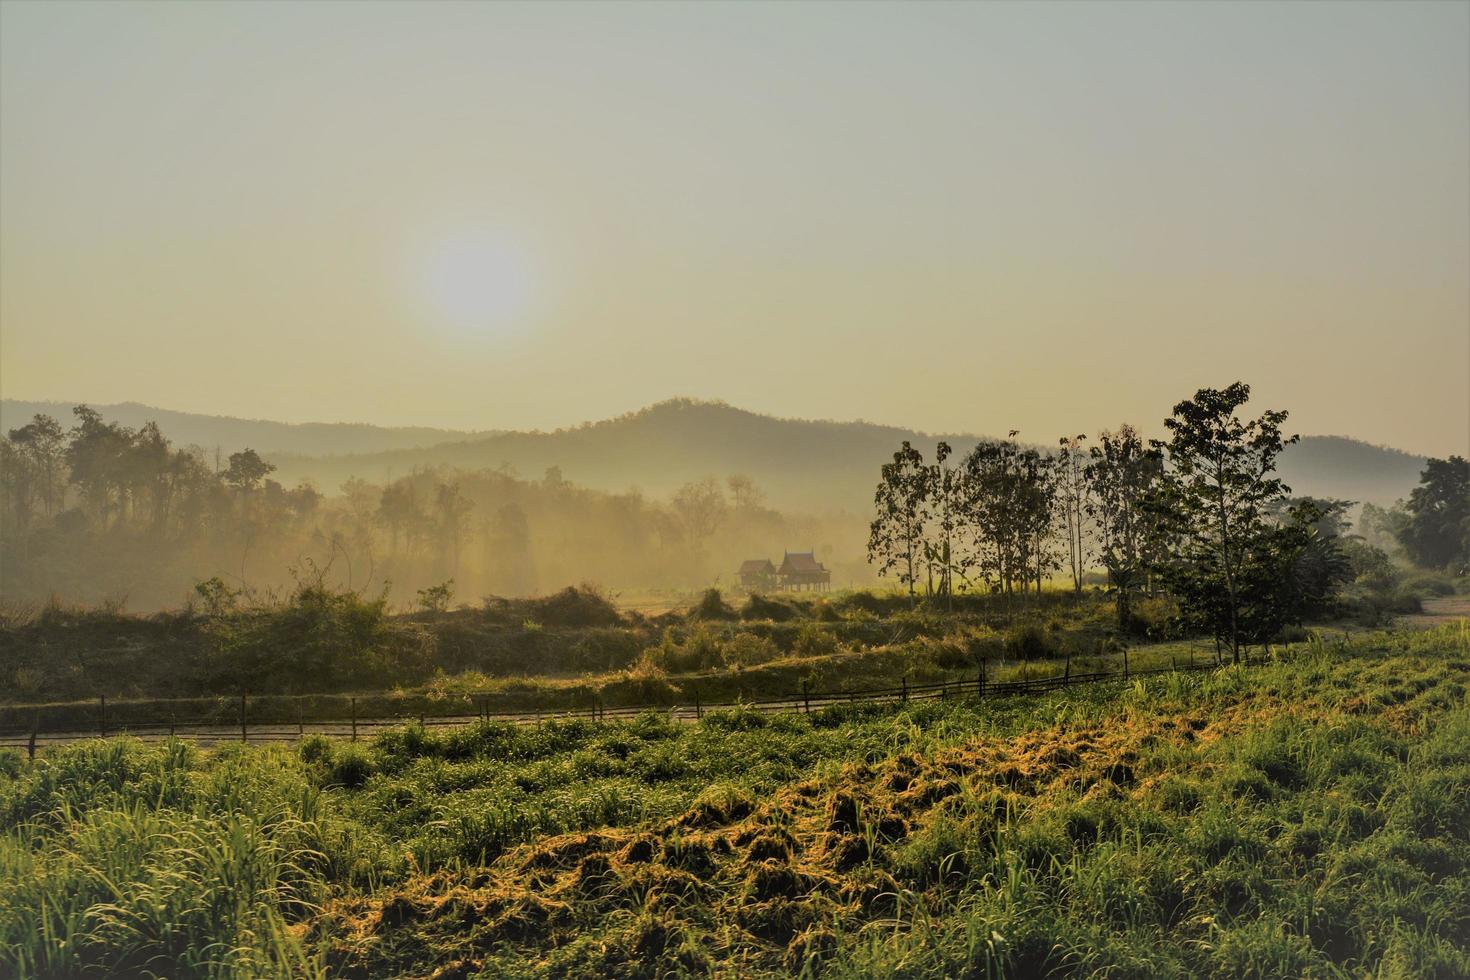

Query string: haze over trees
[0,399,1434,513]
[0,406,865,609]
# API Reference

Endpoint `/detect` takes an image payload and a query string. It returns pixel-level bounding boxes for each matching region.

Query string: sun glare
[419,233,534,336]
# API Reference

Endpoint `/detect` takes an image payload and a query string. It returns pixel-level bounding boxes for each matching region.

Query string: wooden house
[738,558,778,591]
[778,550,831,592]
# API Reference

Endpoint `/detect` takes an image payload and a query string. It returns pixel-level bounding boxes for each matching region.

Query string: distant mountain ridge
[0,400,493,457]
[1,397,1430,511]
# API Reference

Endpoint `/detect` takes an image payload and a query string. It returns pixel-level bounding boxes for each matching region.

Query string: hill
[264,399,1429,511]
[2,397,1431,511]
[0,399,490,458]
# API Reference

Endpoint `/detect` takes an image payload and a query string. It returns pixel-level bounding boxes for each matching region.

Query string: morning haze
[5,5,1470,978]
[2,1,1466,456]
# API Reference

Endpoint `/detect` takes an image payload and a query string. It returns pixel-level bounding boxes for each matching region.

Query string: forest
[0,406,868,610]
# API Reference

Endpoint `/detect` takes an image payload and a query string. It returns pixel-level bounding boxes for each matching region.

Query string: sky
[2,1,1467,456]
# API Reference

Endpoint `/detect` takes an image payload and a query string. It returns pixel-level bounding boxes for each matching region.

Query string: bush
[723,633,780,669]
[742,594,799,622]
[793,622,837,658]
[327,744,376,788]
[646,626,726,673]
[529,585,623,627]
[1403,573,1457,598]
[691,589,738,621]
[1005,623,1054,660]
[1125,596,1182,640]
[202,584,435,694]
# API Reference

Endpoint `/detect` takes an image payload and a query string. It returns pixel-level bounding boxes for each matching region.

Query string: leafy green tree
[960,434,1056,596]
[1153,382,1296,662]
[1396,456,1470,571]
[1085,425,1163,627]
[922,442,967,604]
[1056,434,1090,595]
[868,441,929,598]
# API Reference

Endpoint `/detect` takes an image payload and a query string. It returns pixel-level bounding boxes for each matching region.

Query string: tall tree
[1085,425,1161,627]
[1154,382,1296,662]
[868,441,929,598]
[960,434,1056,596]
[671,478,727,549]
[923,442,967,605]
[7,414,66,515]
[1056,434,1090,595]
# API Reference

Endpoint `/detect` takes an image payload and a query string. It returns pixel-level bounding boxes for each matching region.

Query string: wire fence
[0,654,1245,756]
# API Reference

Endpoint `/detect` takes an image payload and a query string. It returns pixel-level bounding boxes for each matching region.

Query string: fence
[0,652,1242,756]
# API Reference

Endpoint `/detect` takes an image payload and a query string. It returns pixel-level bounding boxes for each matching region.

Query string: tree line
[868,382,1388,662]
[0,406,864,609]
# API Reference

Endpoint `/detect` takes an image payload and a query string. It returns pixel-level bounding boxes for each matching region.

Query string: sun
[418,232,534,336]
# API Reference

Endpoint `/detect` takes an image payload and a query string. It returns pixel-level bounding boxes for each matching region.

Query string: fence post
[695,695,702,720]
[240,694,247,743]
[351,698,357,742]
[99,695,107,738]
[978,664,985,700]
[1123,647,1130,681]
[297,703,304,738]
[901,677,908,703]
[1065,656,1071,687]
[28,719,37,762]
[802,679,810,715]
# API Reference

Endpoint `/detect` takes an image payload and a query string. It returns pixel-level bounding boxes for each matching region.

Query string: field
[2,622,1467,978]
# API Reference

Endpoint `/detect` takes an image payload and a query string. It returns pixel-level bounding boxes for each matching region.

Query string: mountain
[0,399,491,457]
[2,397,1430,511]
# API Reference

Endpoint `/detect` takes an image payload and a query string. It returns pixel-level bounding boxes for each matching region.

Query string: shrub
[646,626,726,673]
[1125,596,1183,640]
[529,584,623,627]
[1005,623,1054,660]
[742,594,799,622]
[202,584,435,694]
[723,632,780,668]
[691,589,738,621]
[416,580,454,613]
[793,622,837,658]
[327,744,376,788]
[1402,573,1456,598]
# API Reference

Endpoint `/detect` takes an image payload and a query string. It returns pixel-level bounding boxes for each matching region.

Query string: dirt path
[1402,595,1470,628]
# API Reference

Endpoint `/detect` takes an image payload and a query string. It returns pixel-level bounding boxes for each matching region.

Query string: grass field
[2,623,1467,978]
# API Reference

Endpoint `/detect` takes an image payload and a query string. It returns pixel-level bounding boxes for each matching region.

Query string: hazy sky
[2,1,1467,455]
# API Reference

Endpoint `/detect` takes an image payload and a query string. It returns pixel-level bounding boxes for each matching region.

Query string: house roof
[739,559,776,574]
[779,551,827,574]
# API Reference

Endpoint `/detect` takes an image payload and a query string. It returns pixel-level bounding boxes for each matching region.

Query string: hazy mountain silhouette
[2,397,1430,511]
[0,400,491,457]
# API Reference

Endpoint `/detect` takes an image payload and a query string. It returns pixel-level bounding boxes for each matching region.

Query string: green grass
[2,623,1467,978]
